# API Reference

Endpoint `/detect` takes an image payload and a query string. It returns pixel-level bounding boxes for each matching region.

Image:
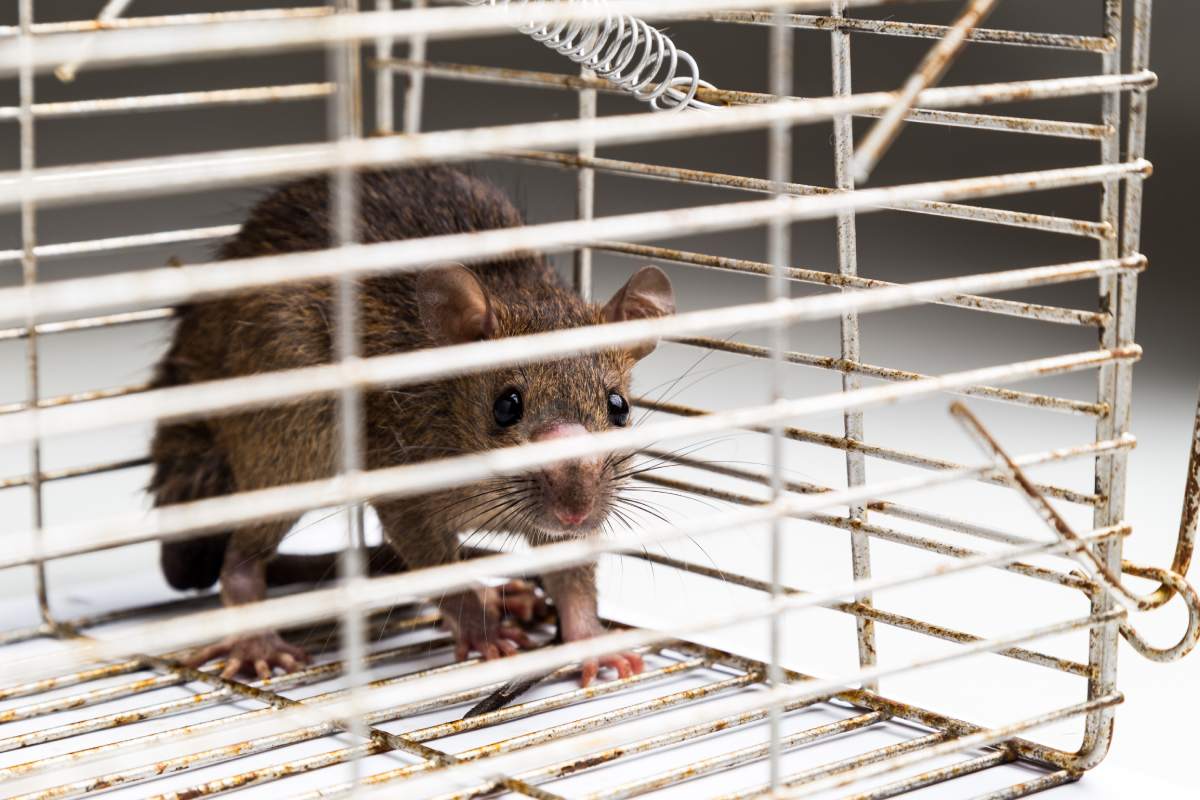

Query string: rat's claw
[579,651,645,687]
[185,632,309,680]
[455,624,532,662]
[443,587,537,662]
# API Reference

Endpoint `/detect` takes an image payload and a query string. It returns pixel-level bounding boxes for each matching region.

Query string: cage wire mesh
[1,0,1199,798]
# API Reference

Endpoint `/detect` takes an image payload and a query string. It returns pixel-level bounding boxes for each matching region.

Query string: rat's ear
[602,266,675,360]
[416,264,496,345]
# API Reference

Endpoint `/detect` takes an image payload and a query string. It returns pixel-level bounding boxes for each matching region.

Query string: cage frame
[1,1,1199,799]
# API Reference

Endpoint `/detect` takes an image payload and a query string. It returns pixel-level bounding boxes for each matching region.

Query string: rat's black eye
[493,388,524,428]
[607,391,629,427]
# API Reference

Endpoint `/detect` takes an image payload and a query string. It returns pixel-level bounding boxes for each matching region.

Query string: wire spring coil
[462,0,719,111]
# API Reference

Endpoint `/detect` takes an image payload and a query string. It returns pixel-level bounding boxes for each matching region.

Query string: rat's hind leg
[183,519,310,680]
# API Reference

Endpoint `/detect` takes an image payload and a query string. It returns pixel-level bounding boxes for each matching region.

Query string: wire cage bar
[1,1,1197,799]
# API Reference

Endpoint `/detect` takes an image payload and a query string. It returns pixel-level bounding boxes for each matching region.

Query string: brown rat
[149,165,674,684]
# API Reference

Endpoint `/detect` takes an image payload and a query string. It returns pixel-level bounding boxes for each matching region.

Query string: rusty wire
[0,1,1196,799]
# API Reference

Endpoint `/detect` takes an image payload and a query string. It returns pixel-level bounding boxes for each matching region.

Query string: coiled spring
[462,0,719,112]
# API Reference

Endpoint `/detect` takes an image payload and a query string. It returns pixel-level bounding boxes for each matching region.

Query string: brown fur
[149,166,668,679]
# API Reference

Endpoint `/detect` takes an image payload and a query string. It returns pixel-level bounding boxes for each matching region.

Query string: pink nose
[533,422,589,443]
[533,423,597,528]
[554,508,590,527]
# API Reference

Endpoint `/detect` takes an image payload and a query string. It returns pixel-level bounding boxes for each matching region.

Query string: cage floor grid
[0,587,1074,800]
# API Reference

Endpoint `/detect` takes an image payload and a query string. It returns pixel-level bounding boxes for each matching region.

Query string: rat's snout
[533,423,603,530]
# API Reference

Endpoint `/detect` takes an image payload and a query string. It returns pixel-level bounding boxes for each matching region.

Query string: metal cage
[1,1,1198,798]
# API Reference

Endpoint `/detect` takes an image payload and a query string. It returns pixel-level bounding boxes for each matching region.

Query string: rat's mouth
[533,501,607,538]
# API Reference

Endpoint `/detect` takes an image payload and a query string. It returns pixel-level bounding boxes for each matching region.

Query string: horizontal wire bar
[0,381,150,417]
[214,658,740,800]
[600,242,1105,324]
[0,387,1122,500]
[673,335,1104,414]
[0,1,1094,75]
[437,710,876,800]
[688,642,1085,771]
[0,590,235,648]
[21,1,1102,57]
[0,73,1154,213]
[0,606,428,704]
[712,736,976,800]
[2,527,1127,798]
[0,225,238,266]
[836,752,1014,800]
[2,646,555,795]
[0,83,333,122]
[15,619,655,800]
[4,7,334,37]
[516,152,1113,244]
[0,345,1139,570]
[0,250,1143,448]
[631,697,1094,800]
[851,0,1001,183]
[346,617,1125,800]
[0,629,445,753]
[384,59,1107,139]
[583,715,904,800]
[625,548,1090,675]
[965,770,1077,799]
[643,448,1099,542]
[867,500,1042,546]
[700,10,1114,52]
[636,473,1106,592]
[0,456,149,490]
[637,397,1116,506]
[0,614,436,728]
[767,701,1101,799]
[0,308,175,343]
[0,445,1129,696]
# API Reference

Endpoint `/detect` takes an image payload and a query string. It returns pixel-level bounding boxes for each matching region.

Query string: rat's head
[416,263,675,539]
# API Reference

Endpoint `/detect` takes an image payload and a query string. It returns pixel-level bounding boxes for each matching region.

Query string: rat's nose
[533,422,599,530]
[554,508,591,527]
[533,422,588,444]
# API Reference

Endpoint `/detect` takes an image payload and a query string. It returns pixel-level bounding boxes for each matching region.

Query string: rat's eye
[607,391,629,427]
[493,388,524,428]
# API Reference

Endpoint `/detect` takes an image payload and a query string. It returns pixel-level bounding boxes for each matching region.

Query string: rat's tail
[149,417,234,591]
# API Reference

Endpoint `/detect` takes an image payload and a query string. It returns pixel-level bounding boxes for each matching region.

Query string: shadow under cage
[0,1,1198,798]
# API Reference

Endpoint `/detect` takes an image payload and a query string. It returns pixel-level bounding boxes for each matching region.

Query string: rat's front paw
[440,589,534,661]
[580,651,645,687]
[560,617,645,687]
[184,631,309,680]
[490,579,550,624]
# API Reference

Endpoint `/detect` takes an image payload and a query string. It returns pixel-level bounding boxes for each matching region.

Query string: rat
[148,165,674,686]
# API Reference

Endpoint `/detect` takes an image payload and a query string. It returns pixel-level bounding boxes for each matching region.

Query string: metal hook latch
[951,402,1200,663]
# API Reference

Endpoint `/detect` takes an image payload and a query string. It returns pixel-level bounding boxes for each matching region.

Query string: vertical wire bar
[1115,0,1152,450]
[329,0,370,792]
[18,0,51,626]
[403,0,427,136]
[767,6,793,792]
[831,0,878,692]
[1083,0,1124,767]
[574,67,597,301]
[375,0,395,134]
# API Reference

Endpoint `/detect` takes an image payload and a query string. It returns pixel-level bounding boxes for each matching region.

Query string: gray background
[0,1,1197,796]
